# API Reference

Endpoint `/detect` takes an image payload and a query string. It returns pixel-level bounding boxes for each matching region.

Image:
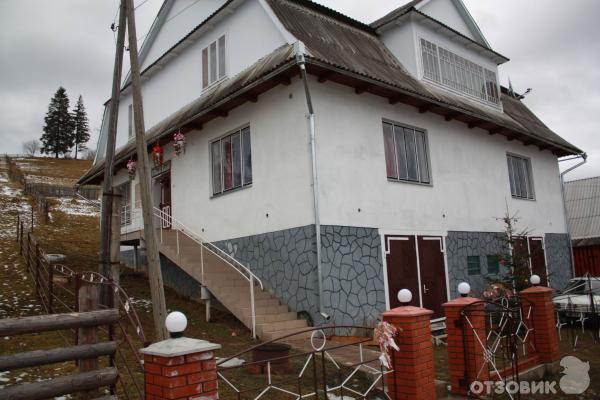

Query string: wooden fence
[0,310,120,400]
[13,214,148,399]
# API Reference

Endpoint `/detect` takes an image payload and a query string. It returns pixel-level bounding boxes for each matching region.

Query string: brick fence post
[141,337,221,400]
[382,305,436,400]
[520,285,560,364]
[443,296,488,396]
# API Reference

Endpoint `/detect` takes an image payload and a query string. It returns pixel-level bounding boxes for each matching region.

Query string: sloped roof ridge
[369,0,421,29]
[288,0,376,33]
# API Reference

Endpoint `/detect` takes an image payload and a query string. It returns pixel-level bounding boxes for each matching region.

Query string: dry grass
[14,157,92,186]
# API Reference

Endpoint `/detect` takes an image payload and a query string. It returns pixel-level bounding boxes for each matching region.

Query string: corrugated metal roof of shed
[565,176,600,240]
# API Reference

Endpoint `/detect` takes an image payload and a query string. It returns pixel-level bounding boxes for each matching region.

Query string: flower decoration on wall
[126,159,137,180]
[173,130,186,156]
[373,320,400,369]
[152,143,164,166]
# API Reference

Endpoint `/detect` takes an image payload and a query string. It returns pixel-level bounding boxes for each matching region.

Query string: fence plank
[0,342,117,371]
[0,309,120,336]
[0,367,118,400]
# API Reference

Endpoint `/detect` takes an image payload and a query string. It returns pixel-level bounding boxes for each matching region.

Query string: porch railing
[151,206,264,338]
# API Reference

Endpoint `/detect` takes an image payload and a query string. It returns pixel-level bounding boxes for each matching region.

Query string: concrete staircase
[156,228,308,341]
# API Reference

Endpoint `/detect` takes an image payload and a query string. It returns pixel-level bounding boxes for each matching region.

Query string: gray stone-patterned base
[214,226,323,325]
[545,233,572,290]
[446,231,510,298]
[213,225,385,329]
[321,226,386,328]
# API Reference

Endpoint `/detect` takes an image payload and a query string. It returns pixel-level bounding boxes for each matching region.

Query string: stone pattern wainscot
[545,233,572,290]
[214,225,323,325]
[214,225,386,329]
[446,231,509,298]
[320,225,386,330]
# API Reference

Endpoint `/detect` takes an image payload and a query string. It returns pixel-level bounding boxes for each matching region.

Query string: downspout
[295,42,330,321]
[559,153,587,278]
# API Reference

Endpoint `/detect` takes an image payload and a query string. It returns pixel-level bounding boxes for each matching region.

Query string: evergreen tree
[72,95,90,159]
[41,87,74,158]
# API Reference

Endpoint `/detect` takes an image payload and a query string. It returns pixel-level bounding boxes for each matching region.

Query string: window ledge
[203,76,229,92]
[511,196,536,202]
[210,183,252,199]
[387,178,433,187]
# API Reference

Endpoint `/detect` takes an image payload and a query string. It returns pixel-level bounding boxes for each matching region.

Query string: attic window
[420,39,500,106]
[202,35,226,88]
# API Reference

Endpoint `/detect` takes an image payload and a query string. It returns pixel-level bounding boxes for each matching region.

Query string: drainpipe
[559,153,587,279]
[295,42,330,321]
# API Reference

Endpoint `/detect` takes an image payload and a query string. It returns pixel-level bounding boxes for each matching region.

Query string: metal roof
[79,0,583,185]
[565,176,600,241]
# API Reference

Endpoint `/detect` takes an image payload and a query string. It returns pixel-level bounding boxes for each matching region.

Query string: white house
[80,0,583,337]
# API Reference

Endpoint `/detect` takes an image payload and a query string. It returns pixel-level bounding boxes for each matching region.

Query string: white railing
[152,206,263,338]
[120,203,142,234]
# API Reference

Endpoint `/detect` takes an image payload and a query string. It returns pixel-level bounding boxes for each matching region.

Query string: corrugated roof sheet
[565,176,600,240]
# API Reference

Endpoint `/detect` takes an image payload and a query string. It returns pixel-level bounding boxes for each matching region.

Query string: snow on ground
[53,197,99,217]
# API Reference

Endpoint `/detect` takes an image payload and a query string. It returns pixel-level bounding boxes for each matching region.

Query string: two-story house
[79,0,583,339]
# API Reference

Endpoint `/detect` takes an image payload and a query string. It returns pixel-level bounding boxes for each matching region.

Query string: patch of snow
[54,198,99,217]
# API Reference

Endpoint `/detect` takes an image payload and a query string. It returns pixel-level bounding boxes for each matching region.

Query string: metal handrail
[75,193,101,209]
[150,205,262,338]
[151,206,263,290]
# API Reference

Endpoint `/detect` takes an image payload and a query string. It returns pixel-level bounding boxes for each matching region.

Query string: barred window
[420,39,499,106]
[507,154,535,200]
[211,127,252,196]
[383,122,430,184]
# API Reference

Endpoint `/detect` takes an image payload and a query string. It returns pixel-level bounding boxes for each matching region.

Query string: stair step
[257,319,307,334]
[249,312,298,325]
[260,326,312,342]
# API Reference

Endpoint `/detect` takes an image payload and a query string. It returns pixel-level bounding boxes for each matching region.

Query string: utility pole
[99,0,126,280]
[125,0,169,340]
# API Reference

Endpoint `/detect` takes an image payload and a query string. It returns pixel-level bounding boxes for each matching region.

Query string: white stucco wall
[141,0,227,71]
[311,78,567,236]
[110,0,287,153]
[417,0,477,41]
[124,78,315,242]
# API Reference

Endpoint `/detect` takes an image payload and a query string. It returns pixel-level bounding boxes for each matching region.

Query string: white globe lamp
[458,282,471,298]
[397,289,412,305]
[165,311,188,338]
[530,274,541,286]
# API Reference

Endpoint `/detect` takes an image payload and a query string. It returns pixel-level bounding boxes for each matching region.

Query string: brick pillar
[443,297,488,396]
[382,305,436,400]
[520,285,560,363]
[141,337,221,400]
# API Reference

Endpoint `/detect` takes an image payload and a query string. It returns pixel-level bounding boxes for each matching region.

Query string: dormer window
[420,39,499,106]
[202,35,226,88]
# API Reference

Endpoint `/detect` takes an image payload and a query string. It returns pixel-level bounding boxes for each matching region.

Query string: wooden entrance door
[417,236,447,318]
[158,173,171,229]
[528,237,547,286]
[385,235,448,318]
[385,236,419,309]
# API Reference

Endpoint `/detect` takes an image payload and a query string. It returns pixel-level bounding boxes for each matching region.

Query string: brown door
[528,237,547,286]
[385,236,419,309]
[158,173,172,228]
[417,236,448,319]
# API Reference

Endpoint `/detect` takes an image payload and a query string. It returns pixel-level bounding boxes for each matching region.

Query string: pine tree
[41,87,74,158]
[72,95,90,159]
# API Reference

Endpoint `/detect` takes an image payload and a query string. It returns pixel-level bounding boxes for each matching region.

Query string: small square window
[487,255,500,275]
[467,255,481,276]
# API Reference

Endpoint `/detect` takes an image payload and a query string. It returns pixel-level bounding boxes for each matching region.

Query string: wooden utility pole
[99,0,126,280]
[125,0,169,340]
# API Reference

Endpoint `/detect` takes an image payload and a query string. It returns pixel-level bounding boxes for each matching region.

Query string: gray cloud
[0,0,597,180]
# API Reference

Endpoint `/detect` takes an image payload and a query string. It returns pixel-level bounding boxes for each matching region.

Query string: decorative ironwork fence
[217,326,397,400]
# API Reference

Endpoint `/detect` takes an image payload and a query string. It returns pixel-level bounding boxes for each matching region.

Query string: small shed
[565,176,600,276]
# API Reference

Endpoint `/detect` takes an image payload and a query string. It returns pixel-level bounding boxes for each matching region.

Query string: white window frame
[210,125,252,197]
[382,119,432,186]
[418,37,501,107]
[202,34,227,90]
[507,153,535,200]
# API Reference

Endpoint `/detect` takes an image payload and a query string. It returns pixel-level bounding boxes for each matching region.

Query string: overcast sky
[0,0,598,180]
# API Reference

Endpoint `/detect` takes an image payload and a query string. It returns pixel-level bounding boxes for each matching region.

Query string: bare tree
[83,148,97,161]
[22,139,40,156]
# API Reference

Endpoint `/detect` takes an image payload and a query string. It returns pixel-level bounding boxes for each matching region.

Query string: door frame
[380,229,451,319]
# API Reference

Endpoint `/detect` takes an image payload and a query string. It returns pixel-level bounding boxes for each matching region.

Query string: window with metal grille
[467,255,481,275]
[383,121,431,184]
[507,154,535,200]
[211,126,252,196]
[202,35,226,88]
[420,38,500,106]
[487,255,500,275]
